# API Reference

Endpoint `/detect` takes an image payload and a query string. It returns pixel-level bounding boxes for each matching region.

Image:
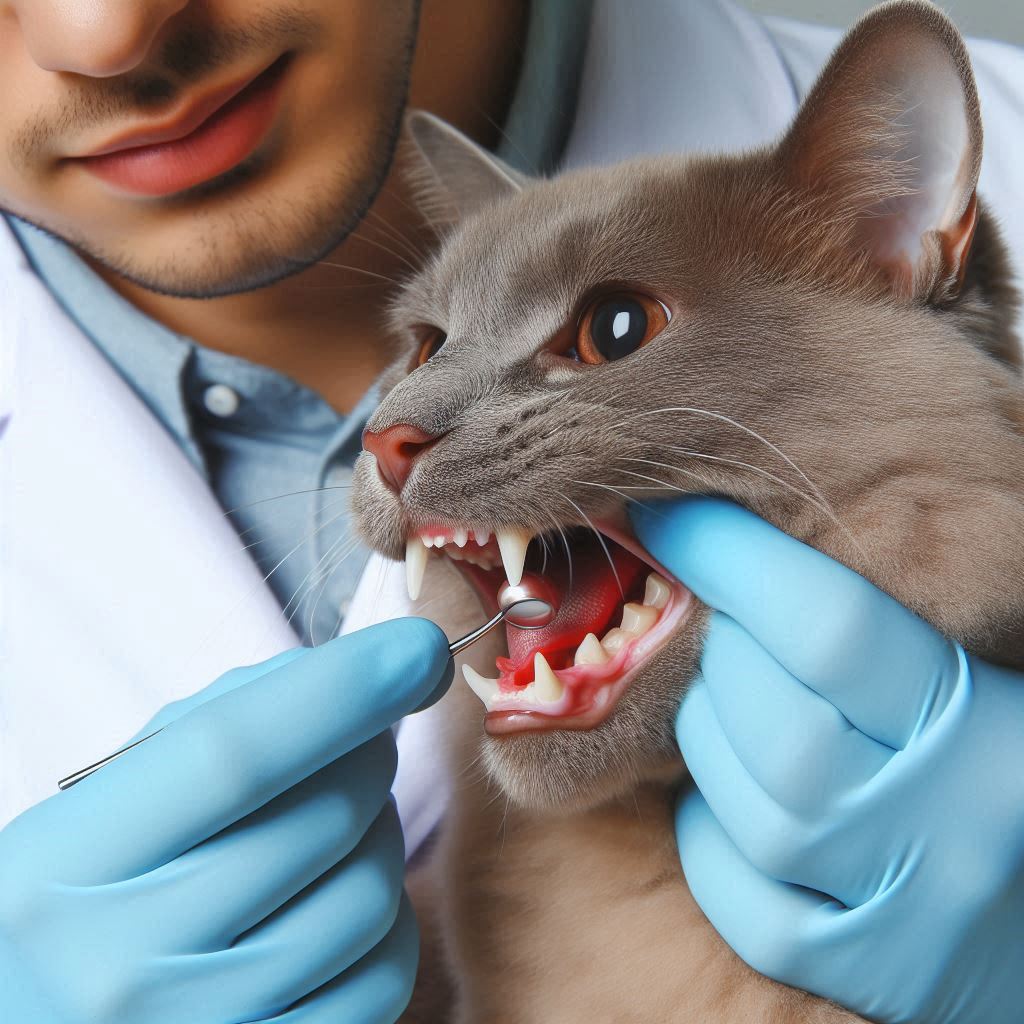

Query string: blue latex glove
[0,618,452,1024]
[631,498,1024,1024]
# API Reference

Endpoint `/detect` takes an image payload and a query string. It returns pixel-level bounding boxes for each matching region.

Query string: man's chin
[60,167,373,301]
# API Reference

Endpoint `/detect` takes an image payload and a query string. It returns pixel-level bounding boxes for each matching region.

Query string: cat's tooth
[406,536,429,601]
[532,652,564,703]
[621,602,659,636]
[574,632,610,666]
[643,573,671,610]
[601,628,631,654]
[473,527,491,546]
[453,528,469,548]
[496,527,532,587]
[462,665,500,706]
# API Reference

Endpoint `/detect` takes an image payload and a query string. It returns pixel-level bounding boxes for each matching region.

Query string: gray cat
[351,2,1024,1020]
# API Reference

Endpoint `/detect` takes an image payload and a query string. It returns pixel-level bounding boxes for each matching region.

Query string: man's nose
[362,424,441,493]
[11,0,189,77]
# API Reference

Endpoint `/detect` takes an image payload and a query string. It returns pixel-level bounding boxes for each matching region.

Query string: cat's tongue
[500,537,646,684]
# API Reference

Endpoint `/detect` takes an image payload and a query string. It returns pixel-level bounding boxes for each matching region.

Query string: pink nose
[362,423,440,492]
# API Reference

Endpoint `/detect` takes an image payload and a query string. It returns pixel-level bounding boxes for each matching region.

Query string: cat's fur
[351,3,1024,1020]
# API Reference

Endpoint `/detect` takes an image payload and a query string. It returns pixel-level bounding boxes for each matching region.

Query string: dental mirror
[58,575,560,791]
[447,574,558,656]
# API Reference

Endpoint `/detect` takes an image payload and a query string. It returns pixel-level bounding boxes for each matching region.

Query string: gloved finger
[700,612,891,813]
[676,787,839,997]
[266,889,419,1024]
[150,733,397,945]
[631,497,959,749]
[160,801,408,1023]
[61,618,451,878]
[133,648,310,738]
[679,678,867,905]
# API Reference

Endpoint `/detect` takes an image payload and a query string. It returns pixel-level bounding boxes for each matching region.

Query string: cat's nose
[362,423,441,492]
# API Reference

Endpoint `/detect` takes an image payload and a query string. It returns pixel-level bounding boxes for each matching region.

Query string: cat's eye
[416,328,447,367]
[574,292,670,364]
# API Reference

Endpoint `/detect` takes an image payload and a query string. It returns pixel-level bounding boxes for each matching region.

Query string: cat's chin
[475,635,701,812]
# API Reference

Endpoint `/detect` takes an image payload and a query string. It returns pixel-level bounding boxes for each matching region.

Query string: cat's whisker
[302,535,365,643]
[318,547,375,644]
[365,208,430,262]
[233,495,352,556]
[620,453,829,519]
[611,405,868,558]
[307,260,402,286]
[222,484,350,518]
[348,227,420,274]
[570,478,648,507]
[562,494,624,599]
[619,452,867,560]
[610,405,830,510]
[278,524,359,627]
[376,178,446,240]
[555,523,575,592]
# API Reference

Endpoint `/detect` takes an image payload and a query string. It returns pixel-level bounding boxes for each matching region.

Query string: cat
[351,2,1024,1020]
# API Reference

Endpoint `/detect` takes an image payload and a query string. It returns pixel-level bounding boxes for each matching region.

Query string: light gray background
[743,1,1024,46]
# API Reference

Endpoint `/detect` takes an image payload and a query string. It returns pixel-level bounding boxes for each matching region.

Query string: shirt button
[203,383,240,418]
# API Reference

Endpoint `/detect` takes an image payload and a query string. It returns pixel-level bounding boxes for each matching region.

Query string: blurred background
[743,1,1024,45]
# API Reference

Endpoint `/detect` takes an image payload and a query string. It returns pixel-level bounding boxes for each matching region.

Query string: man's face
[0,1,418,297]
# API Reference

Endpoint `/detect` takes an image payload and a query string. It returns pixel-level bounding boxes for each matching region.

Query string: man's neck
[93,2,527,414]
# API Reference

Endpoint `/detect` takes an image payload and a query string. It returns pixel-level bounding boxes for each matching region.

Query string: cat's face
[352,2,1010,810]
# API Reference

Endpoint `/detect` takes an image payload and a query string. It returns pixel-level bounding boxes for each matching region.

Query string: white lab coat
[3,0,1024,845]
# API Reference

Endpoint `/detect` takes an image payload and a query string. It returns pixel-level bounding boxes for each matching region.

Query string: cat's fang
[574,633,610,666]
[406,536,430,601]
[496,527,533,587]
[533,652,564,703]
[463,664,500,705]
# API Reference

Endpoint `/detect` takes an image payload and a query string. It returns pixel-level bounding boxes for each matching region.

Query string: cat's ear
[402,109,526,224]
[777,0,981,302]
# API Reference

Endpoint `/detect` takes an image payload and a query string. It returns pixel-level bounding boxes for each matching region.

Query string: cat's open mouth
[405,522,693,734]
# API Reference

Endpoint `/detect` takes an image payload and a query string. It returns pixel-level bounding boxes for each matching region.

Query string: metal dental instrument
[58,579,558,791]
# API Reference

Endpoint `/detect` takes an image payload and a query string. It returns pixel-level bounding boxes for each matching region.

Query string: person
[0,2,1021,1022]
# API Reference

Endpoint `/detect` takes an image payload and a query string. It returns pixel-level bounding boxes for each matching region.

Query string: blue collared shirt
[6,2,591,643]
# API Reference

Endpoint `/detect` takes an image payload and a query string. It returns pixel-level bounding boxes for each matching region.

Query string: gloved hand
[0,618,452,1024]
[631,498,1024,1024]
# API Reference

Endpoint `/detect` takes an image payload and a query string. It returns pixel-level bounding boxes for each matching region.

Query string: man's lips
[73,55,291,197]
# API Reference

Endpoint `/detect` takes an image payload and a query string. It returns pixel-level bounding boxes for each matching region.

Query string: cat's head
[352,0,1018,810]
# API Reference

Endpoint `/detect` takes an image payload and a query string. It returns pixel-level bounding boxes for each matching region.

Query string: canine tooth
[574,633,610,666]
[473,527,491,546]
[533,652,564,703]
[462,665,500,706]
[601,628,631,654]
[496,527,532,587]
[643,573,671,610]
[621,602,659,636]
[454,528,468,547]
[405,537,429,601]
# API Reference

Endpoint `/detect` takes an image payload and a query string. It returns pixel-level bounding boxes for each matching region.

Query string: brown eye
[576,292,670,364]
[416,328,447,367]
